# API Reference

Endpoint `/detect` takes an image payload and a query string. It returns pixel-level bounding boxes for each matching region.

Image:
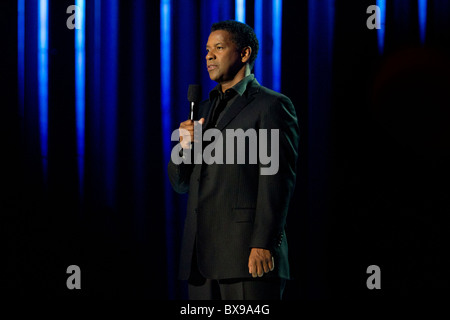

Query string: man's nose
[206,51,214,60]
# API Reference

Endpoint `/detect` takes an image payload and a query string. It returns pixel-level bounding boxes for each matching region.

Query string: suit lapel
[215,94,256,131]
[202,78,261,132]
[202,96,219,132]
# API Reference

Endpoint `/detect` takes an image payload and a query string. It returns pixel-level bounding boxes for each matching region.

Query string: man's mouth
[207,65,218,71]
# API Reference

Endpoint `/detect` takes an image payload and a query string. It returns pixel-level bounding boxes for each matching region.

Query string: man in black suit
[168,20,299,300]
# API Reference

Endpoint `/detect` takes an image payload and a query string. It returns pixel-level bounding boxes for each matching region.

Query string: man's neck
[220,65,251,93]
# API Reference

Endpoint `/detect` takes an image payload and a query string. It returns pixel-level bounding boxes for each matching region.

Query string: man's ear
[241,46,252,64]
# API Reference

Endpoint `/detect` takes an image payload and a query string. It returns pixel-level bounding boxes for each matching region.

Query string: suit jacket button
[194,208,198,214]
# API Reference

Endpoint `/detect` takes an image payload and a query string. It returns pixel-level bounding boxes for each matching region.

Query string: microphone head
[187,84,202,103]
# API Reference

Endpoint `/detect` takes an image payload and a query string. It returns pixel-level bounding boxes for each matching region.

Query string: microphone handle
[190,101,195,120]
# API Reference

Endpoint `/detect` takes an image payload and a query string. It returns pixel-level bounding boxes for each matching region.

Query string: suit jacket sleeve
[249,95,299,251]
[167,149,194,194]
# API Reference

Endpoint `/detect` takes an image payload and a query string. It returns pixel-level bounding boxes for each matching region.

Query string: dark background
[1,0,450,299]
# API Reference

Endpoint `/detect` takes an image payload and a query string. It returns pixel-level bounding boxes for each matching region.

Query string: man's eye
[217,46,223,50]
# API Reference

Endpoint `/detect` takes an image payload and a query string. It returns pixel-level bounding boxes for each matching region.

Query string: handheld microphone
[187,84,201,121]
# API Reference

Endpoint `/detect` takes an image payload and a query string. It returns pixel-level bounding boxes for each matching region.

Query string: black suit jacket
[168,77,299,280]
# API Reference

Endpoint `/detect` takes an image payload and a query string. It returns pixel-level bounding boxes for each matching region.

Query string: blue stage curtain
[307,0,335,299]
[10,0,450,298]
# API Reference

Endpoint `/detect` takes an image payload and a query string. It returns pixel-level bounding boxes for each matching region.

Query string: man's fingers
[180,126,194,133]
[249,260,257,278]
[179,127,193,136]
[179,126,194,147]
[179,120,194,133]
[269,256,275,272]
[248,248,274,278]
[257,261,264,277]
[249,258,262,278]
[180,119,203,144]
[180,132,194,139]
[180,119,194,126]
[262,256,274,275]
[263,260,270,274]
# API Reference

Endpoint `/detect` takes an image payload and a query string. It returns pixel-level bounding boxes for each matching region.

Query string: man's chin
[208,71,222,82]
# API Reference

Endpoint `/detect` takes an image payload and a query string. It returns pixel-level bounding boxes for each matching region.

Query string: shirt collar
[209,74,255,101]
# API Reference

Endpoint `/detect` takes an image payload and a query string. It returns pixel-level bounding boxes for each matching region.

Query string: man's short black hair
[211,20,259,70]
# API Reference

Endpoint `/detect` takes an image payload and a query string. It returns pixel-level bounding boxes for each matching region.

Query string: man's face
[206,30,243,83]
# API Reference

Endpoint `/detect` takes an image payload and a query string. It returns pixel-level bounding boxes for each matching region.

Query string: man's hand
[179,118,205,149]
[248,248,274,278]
